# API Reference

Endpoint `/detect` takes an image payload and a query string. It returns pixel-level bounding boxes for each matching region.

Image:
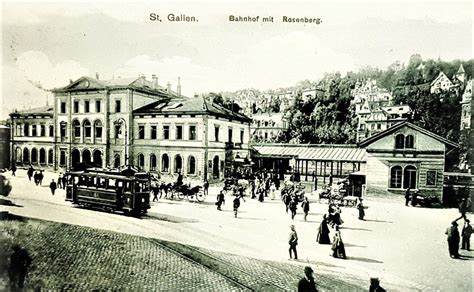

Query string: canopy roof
[253,144,366,162]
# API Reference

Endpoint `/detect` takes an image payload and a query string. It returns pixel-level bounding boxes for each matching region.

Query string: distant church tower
[455,64,466,83]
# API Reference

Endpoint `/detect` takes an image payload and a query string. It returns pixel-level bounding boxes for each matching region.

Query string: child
[233,196,241,218]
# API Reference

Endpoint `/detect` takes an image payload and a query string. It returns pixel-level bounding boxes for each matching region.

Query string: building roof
[430,71,453,87]
[381,105,412,115]
[52,76,180,98]
[10,106,54,117]
[133,97,252,123]
[253,144,366,162]
[358,121,459,148]
[457,64,465,74]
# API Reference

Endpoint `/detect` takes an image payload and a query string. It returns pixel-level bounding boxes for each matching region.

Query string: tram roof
[252,144,366,162]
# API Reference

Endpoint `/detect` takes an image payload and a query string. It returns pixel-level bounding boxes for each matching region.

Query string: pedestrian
[27,166,34,181]
[233,196,241,218]
[461,219,472,251]
[331,226,346,259]
[301,197,310,221]
[33,171,40,185]
[251,180,256,199]
[297,266,318,292]
[404,188,411,206]
[258,183,265,202]
[411,189,419,207]
[445,221,460,259]
[8,244,32,289]
[216,190,225,211]
[369,278,386,292]
[289,197,298,220]
[11,163,17,177]
[203,179,209,197]
[57,174,63,189]
[288,224,298,260]
[38,171,44,186]
[317,214,331,244]
[270,182,276,200]
[284,192,292,213]
[357,198,365,220]
[458,197,471,220]
[62,174,67,189]
[49,179,57,195]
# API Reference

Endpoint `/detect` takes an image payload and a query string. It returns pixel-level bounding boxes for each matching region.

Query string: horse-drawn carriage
[317,179,358,207]
[280,181,306,202]
[150,174,206,202]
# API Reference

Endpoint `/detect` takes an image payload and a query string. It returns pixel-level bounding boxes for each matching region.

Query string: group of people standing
[445,198,472,259]
[316,203,347,259]
[250,170,280,202]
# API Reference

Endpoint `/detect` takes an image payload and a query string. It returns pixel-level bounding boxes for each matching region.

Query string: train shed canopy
[252,144,366,162]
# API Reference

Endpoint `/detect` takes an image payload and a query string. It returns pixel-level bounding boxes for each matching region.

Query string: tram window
[124,182,131,193]
[108,179,116,189]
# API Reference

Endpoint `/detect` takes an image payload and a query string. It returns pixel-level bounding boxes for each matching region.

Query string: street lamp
[114,118,129,167]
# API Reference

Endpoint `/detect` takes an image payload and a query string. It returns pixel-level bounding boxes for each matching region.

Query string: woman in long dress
[317,214,331,244]
[331,226,347,259]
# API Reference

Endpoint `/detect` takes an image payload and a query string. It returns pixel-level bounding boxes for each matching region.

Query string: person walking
[251,180,256,199]
[203,179,209,197]
[49,179,57,195]
[331,226,346,259]
[27,166,34,181]
[357,198,365,220]
[461,219,472,251]
[445,221,460,258]
[258,183,265,202]
[404,188,411,206]
[316,214,331,244]
[297,266,318,292]
[8,244,32,289]
[270,182,276,200]
[216,190,225,211]
[62,174,68,189]
[284,192,292,213]
[11,163,17,177]
[288,225,298,260]
[458,197,471,220]
[233,196,241,218]
[38,171,44,186]
[301,197,310,221]
[289,197,298,220]
[33,171,40,186]
[57,174,63,189]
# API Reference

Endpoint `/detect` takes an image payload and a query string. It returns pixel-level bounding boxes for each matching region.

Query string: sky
[1,0,472,119]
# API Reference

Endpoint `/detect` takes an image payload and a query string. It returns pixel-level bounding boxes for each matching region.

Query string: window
[161,154,169,172]
[390,166,402,188]
[49,125,54,137]
[48,149,53,165]
[214,126,220,141]
[138,154,145,169]
[151,126,157,139]
[163,125,170,140]
[40,125,46,136]
[150,154,157,171]
[405,135,414,149]
[39,149,46,164]
[83,120,92,138]
[24,124,29,136]
[95,100,101,113]
[32,125,37,137]
[16,124,21,136]
[114,124,122,139]
[403,166,417,189]
[377,124,381,130]
[60,102,66,114]
[395,134,405,149]
[59,150,66,166]
[23,148,29,163]
[174,155,182,173]
[188,156,196,174]
[60,122,67,138]
[95,120,103,139]
[228,127,233,143]
[73,101,79,113]
[73,120,81,138]
[176,125,183,140]
[426,170,437,186]
[189,125,196,140]
[84,100,90,113]
[115,100,121,113]
[138,125,145,139]
[240,129,244,143]
[31,148,38,164]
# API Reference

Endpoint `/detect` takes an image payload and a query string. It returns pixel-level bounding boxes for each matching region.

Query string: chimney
[177,77,182,96]
[69,79,73,84]
[152,74,158,90]
[167,82,172,93]
[95,72,99,80]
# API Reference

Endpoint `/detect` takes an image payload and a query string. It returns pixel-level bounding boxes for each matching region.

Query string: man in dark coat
[461,219,472,251]
[203,179,209,196]
[357,198,365,220]
[284,192,292,213]
[49,179,57,195]
[289,197,298,220]
[38,171,44,186]
[297,266,318,292]
[216,190,225,211]
[233,196,241,218]
[288,225,298,260]
[8,244,32,289]
[57,174,63,189]
[11,163,17,176]
[62,174,68,189]
[317,214,331,244]
[404,188,411,206]
[33,171,40,185]
[27,166,34,181]
[301,197,310,221]
[445,221,460,258]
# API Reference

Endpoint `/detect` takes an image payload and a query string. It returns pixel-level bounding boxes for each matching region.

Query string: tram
[65,166,151,216]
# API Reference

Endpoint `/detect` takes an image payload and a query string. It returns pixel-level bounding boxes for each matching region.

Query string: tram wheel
[177,192,185,200]
[196,191,206,202]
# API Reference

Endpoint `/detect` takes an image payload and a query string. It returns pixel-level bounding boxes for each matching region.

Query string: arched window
[39,148,46,164]
[94,120,103,139]
[390,166,402,188]
[71,149,80,167]
[59,151,66,166]
[73,120,81,138]
[403,165,417,189]
[150,154,157,171]
[212,155,220,178]
[174,155,183,173]
[405,135,414,149]
[113,155,121,168]
[93,150,102,168]
[395,134,405,149]
[31,148,38,164]
[83,120,92,138]
[162,154,169,172]
[83,149,91,164]
[48,149,54,165]
[138,154,145,169]
[188,156,196,175]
